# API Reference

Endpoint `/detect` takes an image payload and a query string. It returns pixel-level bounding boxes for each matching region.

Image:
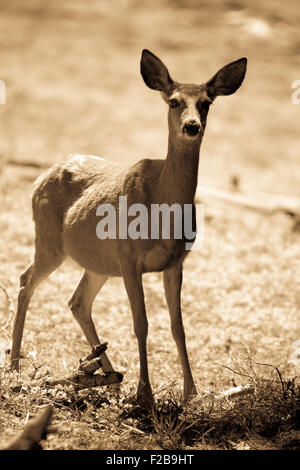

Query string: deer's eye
[199,100,212,112]
[169,99,180,108]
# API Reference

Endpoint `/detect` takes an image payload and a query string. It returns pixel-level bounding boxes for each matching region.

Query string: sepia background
[0,0,299,450]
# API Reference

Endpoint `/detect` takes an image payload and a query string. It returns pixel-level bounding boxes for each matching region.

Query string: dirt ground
[0,0,299,450]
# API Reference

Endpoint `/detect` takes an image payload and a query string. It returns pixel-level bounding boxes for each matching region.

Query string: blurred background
[0,0,299,194]
[0,5,299,443]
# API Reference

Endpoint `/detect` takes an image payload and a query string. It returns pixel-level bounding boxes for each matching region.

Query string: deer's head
[141,49,247,141]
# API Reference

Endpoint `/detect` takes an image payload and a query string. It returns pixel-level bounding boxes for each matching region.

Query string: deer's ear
[206,57,247,99]
[141,49,174,93]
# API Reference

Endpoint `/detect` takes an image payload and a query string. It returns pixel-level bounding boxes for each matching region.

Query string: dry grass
[0,0,299,450]
[0,357,299,450]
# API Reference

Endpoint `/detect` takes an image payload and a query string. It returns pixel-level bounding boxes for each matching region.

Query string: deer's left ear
[206,57,247,99]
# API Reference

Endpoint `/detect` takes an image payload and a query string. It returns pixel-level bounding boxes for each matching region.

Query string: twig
[153,381,178,396]
[79,342,108,367]
[121,423,145,435]
[240,359,290,397]
[220,363,254,382]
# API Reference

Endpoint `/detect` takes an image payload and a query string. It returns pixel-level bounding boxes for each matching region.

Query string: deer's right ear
[141,49,174,93]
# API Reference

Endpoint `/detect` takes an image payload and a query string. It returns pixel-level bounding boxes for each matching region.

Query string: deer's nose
[182,120,201,137]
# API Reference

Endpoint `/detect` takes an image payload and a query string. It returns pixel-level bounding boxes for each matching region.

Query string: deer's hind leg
[11,193,66,371]
[68,270,115,373]
[11,244,65,371]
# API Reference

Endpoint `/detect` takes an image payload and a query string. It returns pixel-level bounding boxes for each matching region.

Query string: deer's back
[32,154,126,220]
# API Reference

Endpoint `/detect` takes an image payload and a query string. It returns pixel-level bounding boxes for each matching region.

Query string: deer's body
[34,153,191,277]
[11,50,247,404]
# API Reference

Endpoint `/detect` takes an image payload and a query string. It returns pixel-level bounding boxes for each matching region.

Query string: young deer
[11,50,247,404]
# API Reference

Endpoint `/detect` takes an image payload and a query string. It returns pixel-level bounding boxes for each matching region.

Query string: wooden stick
[2,405,55,450]
[78,357,103,374]
[79,342,108,365]
[46,370,123,390]
[44,343,123,390]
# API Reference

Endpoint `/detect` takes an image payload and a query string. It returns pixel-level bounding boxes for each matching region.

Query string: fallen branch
[45,343,123,390]
[2,405,55,450]
[197,185,300,218]
[47,370,123,390]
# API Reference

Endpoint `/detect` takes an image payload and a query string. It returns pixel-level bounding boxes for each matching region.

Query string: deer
[10,49,247,405]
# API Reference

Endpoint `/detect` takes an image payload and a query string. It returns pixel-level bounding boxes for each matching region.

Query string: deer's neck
[160,127,201,204]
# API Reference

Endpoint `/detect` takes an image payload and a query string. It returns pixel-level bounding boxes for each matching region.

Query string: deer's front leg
[163,263,197,399]
[120,261,153,406]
